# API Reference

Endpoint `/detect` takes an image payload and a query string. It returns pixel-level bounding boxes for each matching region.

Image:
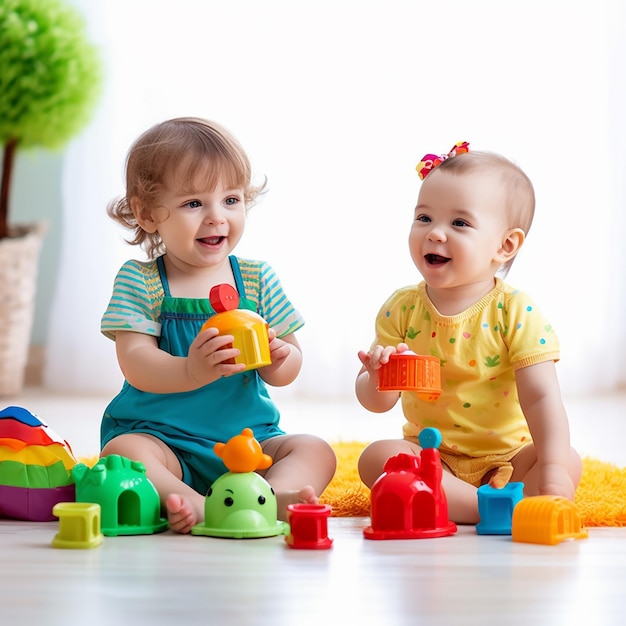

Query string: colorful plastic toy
[363,427,457,540]
[0,406,77,521]
[72,455,168,536]
[52,502,104,549]
[476,482,524,535]
[201,284,271,372]
[511,495,588,545]
[377,351,441,401]
[213,427,273,473]
[285,503,333,549]
[192,428,289,539]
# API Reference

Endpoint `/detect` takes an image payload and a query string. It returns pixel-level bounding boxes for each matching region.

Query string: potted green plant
[0,0,102,395]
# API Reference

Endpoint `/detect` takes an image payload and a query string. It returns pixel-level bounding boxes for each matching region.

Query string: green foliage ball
[0,0,102,150]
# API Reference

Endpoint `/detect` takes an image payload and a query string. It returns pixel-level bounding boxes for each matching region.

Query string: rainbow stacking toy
[0,406,77,521]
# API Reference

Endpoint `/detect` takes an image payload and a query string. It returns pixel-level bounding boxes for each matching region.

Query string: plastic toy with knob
[363,427,457,540]
[200,284,271,372]
[191,428,289,539]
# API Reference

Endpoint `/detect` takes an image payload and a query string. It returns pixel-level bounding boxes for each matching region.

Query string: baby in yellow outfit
[356,143,581,524]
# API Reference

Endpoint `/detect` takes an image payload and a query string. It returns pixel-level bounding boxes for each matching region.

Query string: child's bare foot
[165,494,201,534]
[276,486,319,522]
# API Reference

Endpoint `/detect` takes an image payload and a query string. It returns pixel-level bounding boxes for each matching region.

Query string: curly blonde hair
[108,117,266,259]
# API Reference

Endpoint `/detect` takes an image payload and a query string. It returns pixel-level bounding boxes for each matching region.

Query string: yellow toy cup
[201,282,272,373]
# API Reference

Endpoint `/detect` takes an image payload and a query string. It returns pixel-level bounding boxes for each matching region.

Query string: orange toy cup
[377,351,441,401]
[201,284,271,372]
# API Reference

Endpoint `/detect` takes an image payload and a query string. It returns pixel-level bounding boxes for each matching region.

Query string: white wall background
[44,0,626,400]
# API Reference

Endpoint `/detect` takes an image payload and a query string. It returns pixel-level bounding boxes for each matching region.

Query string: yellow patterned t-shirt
[372,278,560,457]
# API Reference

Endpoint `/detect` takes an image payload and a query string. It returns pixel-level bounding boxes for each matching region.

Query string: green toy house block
[72,455,168,536]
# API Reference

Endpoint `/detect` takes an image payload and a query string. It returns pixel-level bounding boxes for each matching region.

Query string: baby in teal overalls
[100,117,336,533]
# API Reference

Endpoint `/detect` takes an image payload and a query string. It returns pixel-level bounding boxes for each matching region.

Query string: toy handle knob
[209,284,239,312]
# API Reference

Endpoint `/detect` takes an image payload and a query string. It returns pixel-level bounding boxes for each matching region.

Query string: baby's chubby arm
[516,360,577,501]
[114,328,246,393]
[355,342,410,413]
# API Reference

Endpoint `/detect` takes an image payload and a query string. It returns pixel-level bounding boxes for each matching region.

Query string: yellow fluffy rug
[319,441,626,527]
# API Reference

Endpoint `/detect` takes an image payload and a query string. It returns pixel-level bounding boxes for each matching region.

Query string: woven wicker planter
[0,223,46,396]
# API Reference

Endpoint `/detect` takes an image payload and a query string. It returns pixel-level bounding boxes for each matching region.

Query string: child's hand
[258,328,302,386]
[264,327,291,370]
[355,343,408,412]
[357,342,410,375]
[537,462,577,501]
[186,327,246,386]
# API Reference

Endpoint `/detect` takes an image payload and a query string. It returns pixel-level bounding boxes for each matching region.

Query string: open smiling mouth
[198,236,225,245]
[425,253,450,266]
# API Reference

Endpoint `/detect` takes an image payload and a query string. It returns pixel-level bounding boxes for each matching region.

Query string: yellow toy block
[52,502,104,549]
[512,495,588,545]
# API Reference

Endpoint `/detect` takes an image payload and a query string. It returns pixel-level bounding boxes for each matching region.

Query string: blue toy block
[476,482,524,535]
